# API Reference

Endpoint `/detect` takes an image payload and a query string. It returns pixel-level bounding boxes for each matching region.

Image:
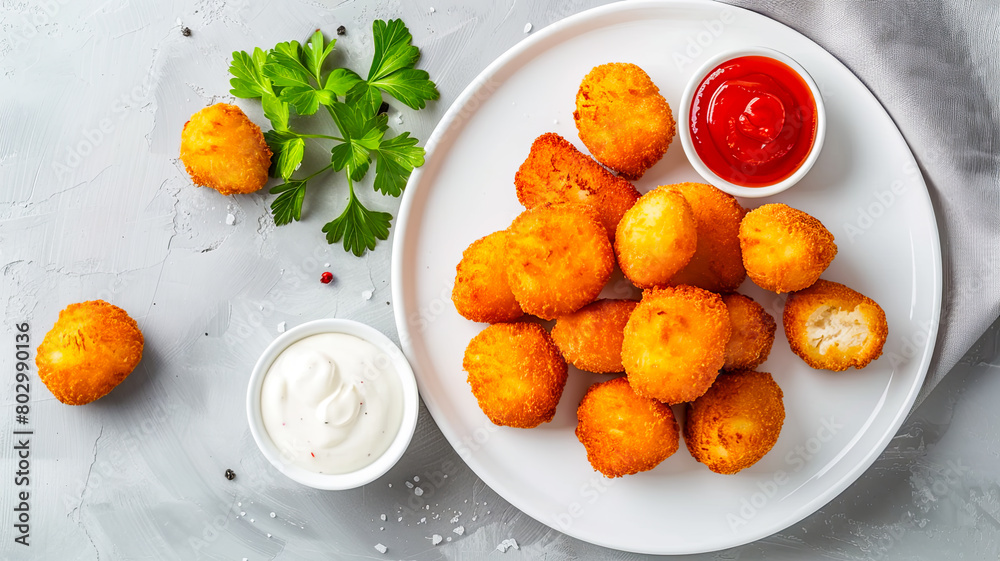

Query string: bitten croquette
[783,279,888,371]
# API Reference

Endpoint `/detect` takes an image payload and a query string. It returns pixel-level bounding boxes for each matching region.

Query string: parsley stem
[297,133,341,141]
[301,164,333,182]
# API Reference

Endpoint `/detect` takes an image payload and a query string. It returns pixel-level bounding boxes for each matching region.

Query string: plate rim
[391,0,943,554]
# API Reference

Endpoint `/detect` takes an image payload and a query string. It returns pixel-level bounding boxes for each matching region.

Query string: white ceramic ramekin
[678,46,826,198]
[246,318,419,490]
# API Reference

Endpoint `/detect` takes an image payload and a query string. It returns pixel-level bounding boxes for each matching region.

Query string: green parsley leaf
[368,19,420,82]
[370,68,439,110]
[329,102,386,181]
[264,44,333,115]
[229,47,272,99]
[373,132,424,196]
[269,179,308,226]
[322,189,392,256]
[363,19,440,110]
[345,82,383,119]
[303,30,336,82]
[263,130,305,180]
[325,68,363,97]
[260,93,290,131]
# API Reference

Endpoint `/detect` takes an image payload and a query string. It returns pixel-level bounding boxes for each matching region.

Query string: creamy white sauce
[260,333,403,474]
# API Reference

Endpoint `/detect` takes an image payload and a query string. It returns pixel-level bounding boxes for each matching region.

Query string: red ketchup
[689,56,817,187]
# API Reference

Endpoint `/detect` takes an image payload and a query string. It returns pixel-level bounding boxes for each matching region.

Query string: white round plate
[391,0,941,554]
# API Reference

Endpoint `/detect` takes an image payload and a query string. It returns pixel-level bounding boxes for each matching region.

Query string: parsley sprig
[229,20,438,255]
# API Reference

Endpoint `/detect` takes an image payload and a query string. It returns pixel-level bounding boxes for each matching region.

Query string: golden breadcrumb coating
[463,323,568,428]
[452,230,524,323]
[722,293,777,371]
[574,62,675,180]
[615,186,698,289]
[622,285,731,404]
[514,132,641,239]
[783,279,888,371]
[667,182,747,293]
[739,203,837,293]
[180,103,272,195]
[505,203,614,320]
[576,377,679,478]
[551,299,639,373]
[36,300,144,405]
[684,370,785,474]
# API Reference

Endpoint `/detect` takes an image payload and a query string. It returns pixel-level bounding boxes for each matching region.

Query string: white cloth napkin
[724,0,1000,406]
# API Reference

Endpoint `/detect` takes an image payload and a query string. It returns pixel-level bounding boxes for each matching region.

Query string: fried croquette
[739,203,837,293]
[615,186,698,289]
[622,286,730,404]
[452,231,524,323]
[551,299,639,373]
[180,103,272,195]
[783,279,888,371]
[684,370,785,474]
[574,63,675,180]
[463,323,568,428]
[668,182,747,293]
[722,293,777,371]
[575,377,679,477]
[505,203,614,320]
[514,133,641,238]
[36,300,144,405]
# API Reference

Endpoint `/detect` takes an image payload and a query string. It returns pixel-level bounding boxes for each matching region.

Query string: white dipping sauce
[260,333,403,474]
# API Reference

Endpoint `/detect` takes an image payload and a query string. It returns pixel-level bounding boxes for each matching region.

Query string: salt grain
[431,534,443,545]
[405,481,414,489]
[362,290,373,300]
[374,543,387,554]
[226,213,235,225]
[277,322,286,333]
[269,512,276,518]
[429,6,435,13]
[413,475,420,482]
[380,514,387,521]
[453,525,465,535]
[523,23,532,33]
[496,538,519,552]
[414,487,424,496]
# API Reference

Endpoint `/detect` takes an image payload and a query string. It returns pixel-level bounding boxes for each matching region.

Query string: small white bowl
[678,46,826,198]
[246,318,419,490]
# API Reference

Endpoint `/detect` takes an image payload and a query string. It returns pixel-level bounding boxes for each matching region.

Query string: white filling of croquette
[806,305,868,354]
